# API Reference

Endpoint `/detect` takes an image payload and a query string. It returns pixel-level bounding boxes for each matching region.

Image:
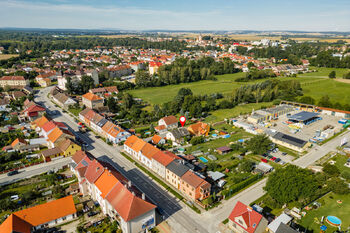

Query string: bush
[341,171,350,181]
[190,136,204,145]
[323,163,340,176]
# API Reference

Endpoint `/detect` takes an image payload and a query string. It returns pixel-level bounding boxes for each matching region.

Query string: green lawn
[299,78,350,105]
[302,67,350,79]
[128,72,246,105]
[299,192,350,232]
[204,102,274,123]
[185,126,252,155]
[326,154,350,173]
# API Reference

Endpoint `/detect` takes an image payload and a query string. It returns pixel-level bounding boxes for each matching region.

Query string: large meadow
[128,67,350,122]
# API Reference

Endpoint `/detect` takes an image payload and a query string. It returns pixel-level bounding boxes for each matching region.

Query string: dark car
[87,211,98,217]
[275,158,281,163]
[262,153,268,157]
[7,170,19,176]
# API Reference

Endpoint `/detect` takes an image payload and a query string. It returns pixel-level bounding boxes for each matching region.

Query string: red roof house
[228,201,268,233]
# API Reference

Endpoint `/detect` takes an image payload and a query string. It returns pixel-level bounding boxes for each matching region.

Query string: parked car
[279,160,286,165]
[267,155,273,159]
[7,170,19,176]
[87,211,98,217]
[275,158,281,163]
[270,157,277,161]
[262,153,268,157]
[282,152,287,156]
[261,158,268,163]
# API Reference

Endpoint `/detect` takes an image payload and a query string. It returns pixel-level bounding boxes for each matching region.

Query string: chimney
[142,193,145,200]
[128,180,132,188]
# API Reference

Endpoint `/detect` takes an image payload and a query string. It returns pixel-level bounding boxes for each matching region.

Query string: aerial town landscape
[0,1,350,233]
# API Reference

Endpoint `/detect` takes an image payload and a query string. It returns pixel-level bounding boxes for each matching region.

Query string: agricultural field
[0,54,19,60]
[298,192,350,232]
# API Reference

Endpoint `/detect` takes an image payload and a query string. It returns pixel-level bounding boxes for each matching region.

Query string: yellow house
[57,139,81,157]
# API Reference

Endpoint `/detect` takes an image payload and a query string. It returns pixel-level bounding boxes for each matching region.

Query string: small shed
[216,146,232,155]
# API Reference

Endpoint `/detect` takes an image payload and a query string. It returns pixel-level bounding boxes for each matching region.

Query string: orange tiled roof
[33,116,49,128]
[140,143,160,160]
[151,135,162,144]
[0,214,32,233]
[130,138,147,153]
[82,92,102,101]
[11,138,27,147]
[94,170,120,199]
[124,135,139,148]
[47,127,63,143]
[13,195,77,227]
[105,182,156,222]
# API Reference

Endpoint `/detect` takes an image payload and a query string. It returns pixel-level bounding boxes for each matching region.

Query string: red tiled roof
[152,151,175,167]
[160,115,178,126]
[181,171,208,188]
[105,182,156,222]
[228,201,263,233]
[0,76,25,81]
[84,159,104,184]
[23,104,45,114]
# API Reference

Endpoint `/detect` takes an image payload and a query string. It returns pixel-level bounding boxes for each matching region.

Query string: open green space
[128,72,246,105]
[299,78,350,105]
[326,153,350,173]
[299,192,350,232]
[204,102,274,123]
[302,67,350,79]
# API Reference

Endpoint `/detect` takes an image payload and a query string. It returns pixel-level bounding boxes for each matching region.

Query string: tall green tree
[246,134,271,154]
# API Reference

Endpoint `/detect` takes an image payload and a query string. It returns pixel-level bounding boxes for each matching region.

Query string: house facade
[0,76,29,88]
[82,92,104,109]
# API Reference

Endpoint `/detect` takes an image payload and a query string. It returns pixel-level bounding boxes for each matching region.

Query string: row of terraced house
[124,135,211,204]
[70,150,156,233]
[79,108,131,144]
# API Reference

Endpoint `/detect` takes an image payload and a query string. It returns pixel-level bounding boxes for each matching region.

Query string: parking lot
[255,111,343,141]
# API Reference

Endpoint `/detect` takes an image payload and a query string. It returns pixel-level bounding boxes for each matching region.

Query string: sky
[0,0,350,31]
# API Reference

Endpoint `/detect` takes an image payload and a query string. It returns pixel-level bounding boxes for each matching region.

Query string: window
[192,188,194,191]
[186,184,189,188]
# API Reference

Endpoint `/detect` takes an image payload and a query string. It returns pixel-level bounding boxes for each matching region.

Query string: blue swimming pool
[326,216,342,227]
[199,156,208,163]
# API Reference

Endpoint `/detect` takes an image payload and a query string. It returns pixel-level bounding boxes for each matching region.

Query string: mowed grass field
[128,73,327,106]
[129,67,350,122]
[0,54,19,60]
[128,72,246,105]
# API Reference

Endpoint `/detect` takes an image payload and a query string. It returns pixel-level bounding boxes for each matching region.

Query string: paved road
[293,130,350,168]
[0,157,71,186]
[29,87,348,233]
[35,87,209,233]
